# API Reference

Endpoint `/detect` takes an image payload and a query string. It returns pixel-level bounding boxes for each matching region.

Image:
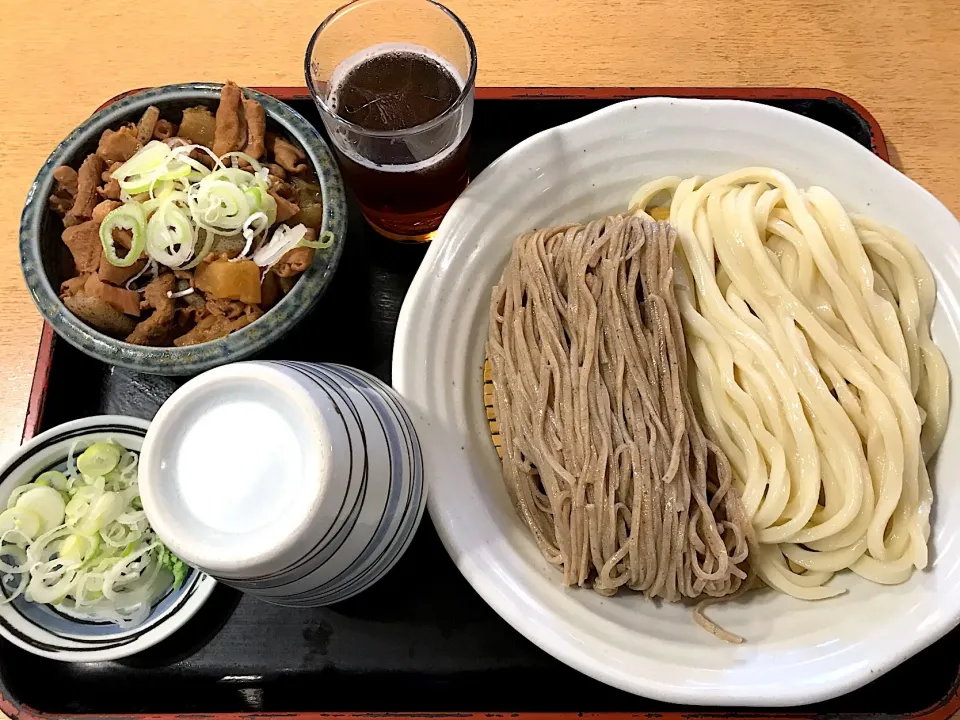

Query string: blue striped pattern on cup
[214,362,425,606]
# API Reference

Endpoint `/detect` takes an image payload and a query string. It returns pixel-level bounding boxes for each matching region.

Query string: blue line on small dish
[0,426,200,641]
[0,416,217,661]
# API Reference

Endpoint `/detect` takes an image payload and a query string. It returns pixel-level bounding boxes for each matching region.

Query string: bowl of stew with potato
[19,81,347,375]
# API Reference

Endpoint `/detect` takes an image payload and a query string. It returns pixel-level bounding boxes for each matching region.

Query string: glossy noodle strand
[630,168,948,597]
[487,217,752,632]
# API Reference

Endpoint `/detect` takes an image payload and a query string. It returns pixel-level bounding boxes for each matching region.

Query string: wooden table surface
[0,0,957,444]
[0,0,959,715]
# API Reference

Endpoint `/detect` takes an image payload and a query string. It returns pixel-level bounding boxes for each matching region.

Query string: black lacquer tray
[10,86,957,720]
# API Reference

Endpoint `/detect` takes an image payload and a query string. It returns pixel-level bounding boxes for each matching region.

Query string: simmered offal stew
[48,81,331,347]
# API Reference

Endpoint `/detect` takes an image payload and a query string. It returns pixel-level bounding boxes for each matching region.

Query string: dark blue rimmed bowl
[0,416,217,662]
[19,83,348,376]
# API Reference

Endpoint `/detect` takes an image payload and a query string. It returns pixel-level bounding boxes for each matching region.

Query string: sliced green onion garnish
[0,508,42,541]
[146,198,195,268]
[220,151,263,172]
[76,492,123,535]
[244,186,264,211]
[111,141,178,193]
[299,230,335,250]
[232,211,269,261]
[170,143,219,170]
[35,471,69,492]
[252,223,308,271]
[261,192,277,227]
[0,438,187,626]
[97,140,312,271]
[16,486,66,535]
[60,533,100,563]
[187,179,250,234]
[7,485,35,510]
[182,228,217,270]
[77,442,122,478]
[100,205,147,267]
[141,188,186,217]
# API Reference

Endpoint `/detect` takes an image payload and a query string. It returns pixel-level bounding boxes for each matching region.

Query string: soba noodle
[487,216,752,631]
[630,167,949,598]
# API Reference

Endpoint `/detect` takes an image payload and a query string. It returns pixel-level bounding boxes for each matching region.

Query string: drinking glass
[305,0,477,242]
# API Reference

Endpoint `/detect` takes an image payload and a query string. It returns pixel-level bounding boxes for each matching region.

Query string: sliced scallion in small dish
[0,439,187,628]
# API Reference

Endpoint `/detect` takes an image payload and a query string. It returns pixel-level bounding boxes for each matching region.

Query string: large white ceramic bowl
[392,98,960,706]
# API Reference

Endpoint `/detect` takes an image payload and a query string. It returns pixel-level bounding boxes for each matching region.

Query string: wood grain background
[0,1,958,716]
[0,0,958,465]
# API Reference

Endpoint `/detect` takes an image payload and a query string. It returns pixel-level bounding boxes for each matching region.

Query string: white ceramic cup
[139,361,425,606]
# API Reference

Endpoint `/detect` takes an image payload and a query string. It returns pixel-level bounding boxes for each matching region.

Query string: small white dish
[140,361,426,606]
[0,416,217,662]
[392,97,960,706]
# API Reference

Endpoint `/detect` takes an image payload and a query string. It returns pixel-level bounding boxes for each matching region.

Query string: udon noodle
[630,167,949,598]
[487,216,752,636]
